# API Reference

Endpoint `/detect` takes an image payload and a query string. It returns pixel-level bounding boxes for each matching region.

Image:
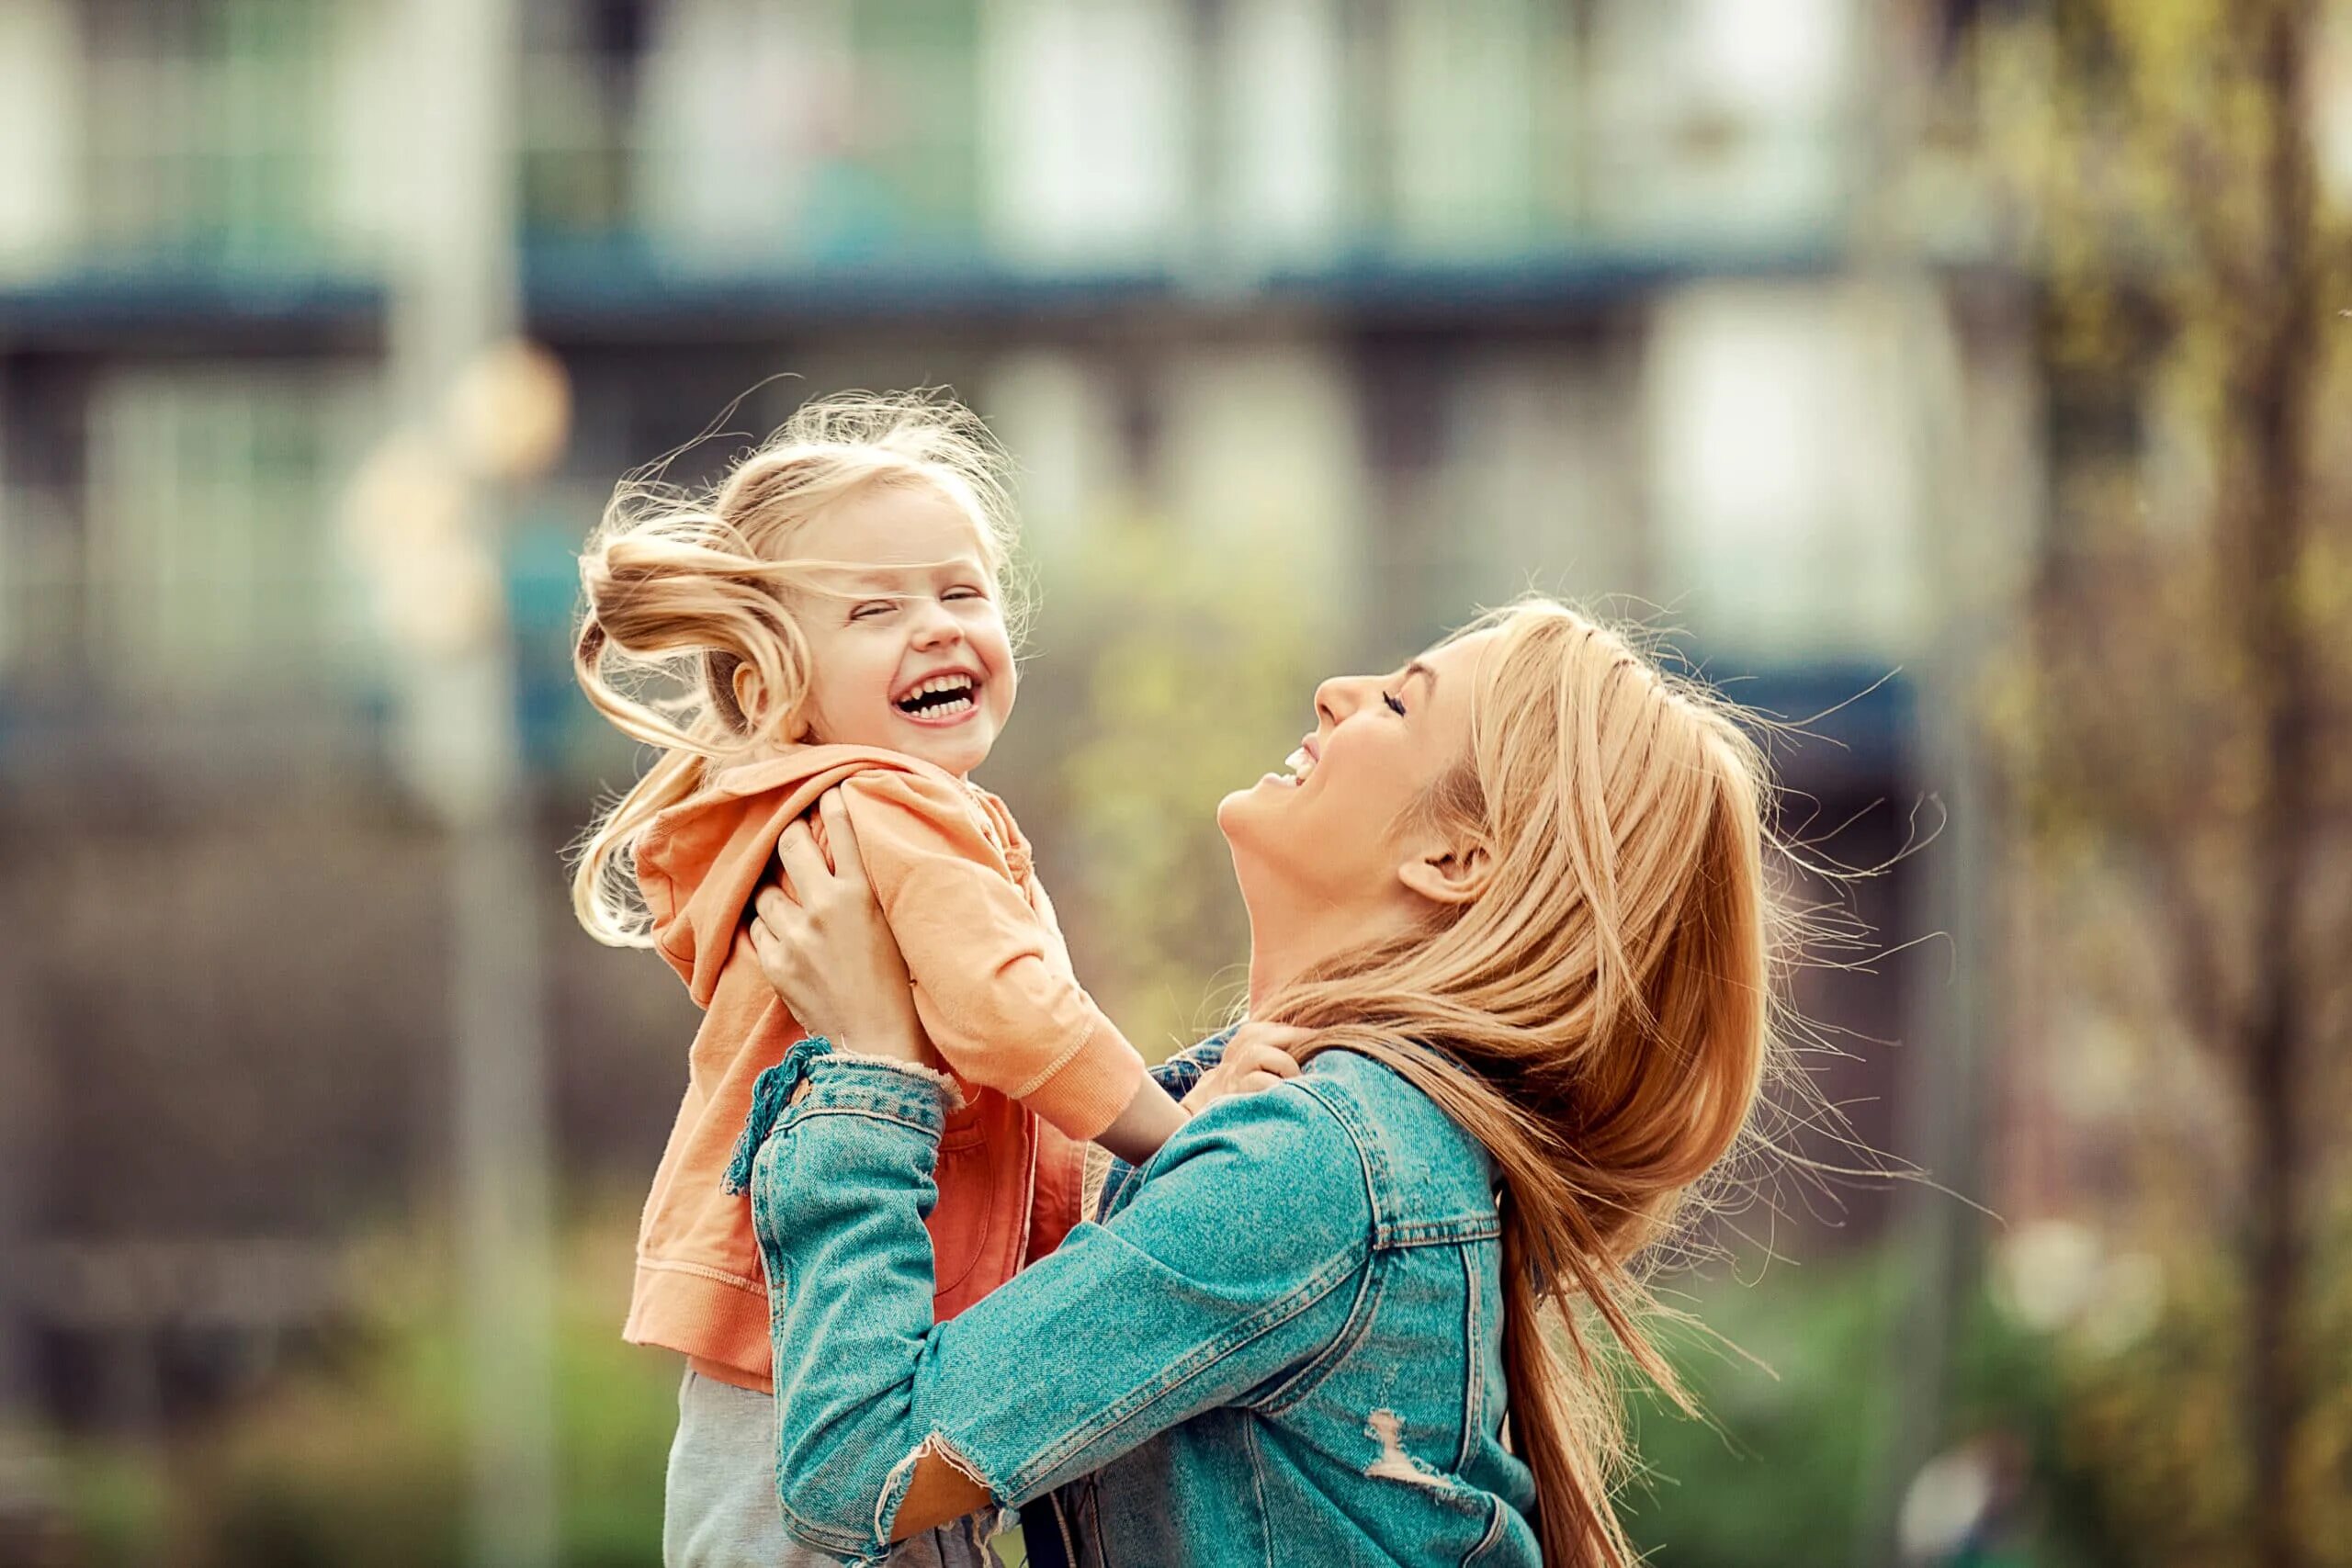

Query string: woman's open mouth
[893,671,981,726]
[1263,734,1318,787]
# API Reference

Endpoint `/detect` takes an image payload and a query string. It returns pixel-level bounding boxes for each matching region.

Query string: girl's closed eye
[1383,690,1407,716]
[851,599,899,622]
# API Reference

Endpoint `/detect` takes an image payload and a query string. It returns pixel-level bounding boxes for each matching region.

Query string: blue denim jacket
[742,1032,1540,1567]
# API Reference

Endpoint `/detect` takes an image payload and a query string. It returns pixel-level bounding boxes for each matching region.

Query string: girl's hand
[1180,1023,1310,1116]
[748,791,938,1068]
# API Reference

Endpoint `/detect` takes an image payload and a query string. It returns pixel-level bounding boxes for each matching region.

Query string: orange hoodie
[624,744,1148,1393]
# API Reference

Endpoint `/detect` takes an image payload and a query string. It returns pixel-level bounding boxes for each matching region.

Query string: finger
[1241,1072,1285,1094]
[746,913,782,965]
[775,819,831,893]
[749,903,804,954]
[1230,1042,1300,1077]
[816,791,869,892]
[753,886,797,929]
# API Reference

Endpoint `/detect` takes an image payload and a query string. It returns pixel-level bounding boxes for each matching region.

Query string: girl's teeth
[1284,748,1314,779]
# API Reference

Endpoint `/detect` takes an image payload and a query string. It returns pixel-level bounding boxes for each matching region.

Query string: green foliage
[2003,1219,2352,1568]
[1621,1258,1896,1567]
[1623,1253,2121,1568]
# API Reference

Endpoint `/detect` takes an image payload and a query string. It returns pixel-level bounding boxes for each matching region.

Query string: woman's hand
[1180,1023,1310,1116]
[748,791,938,1067]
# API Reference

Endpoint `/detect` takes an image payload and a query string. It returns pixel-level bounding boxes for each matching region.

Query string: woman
[738,599,1779,1566]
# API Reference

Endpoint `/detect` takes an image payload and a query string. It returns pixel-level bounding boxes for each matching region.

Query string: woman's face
[1217,628,1494,922]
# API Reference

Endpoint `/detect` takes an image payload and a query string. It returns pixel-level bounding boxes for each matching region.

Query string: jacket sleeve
[1093,1030,1237,1218]
[834,770,1146,1142]
[741,1047,1374,1565]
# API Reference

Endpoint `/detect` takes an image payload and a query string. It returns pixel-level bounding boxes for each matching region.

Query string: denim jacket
[742,1032,1541,1568]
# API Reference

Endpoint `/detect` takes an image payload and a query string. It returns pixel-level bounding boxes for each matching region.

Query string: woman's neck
[1244,897,1411,1014]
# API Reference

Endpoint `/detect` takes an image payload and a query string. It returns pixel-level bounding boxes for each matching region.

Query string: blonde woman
[737,600,1778,1568]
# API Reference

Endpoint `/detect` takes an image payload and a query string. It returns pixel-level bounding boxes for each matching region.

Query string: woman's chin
[1216,775,1301,851]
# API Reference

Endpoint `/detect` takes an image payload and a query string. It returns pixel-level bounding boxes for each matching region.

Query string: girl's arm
[751,800,1310,1175]
[827,771,1153,1143]
[737,1043,1374,1564]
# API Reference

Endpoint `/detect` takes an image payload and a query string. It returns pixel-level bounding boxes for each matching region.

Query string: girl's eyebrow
[837,559,982,588]
[1402,660,1437,694]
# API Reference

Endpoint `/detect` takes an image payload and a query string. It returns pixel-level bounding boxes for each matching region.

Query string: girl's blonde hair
[1258,599,1782,1568]
[571,389,1020,948]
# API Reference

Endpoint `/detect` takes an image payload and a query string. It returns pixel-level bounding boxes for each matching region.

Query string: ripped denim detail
[724,1034,835,1195]
[826,1433,1001,1568]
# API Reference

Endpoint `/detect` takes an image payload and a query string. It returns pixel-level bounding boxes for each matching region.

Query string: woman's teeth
[1284,748,1315,783]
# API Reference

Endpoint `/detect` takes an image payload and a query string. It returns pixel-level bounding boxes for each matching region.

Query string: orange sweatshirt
[623,744,1148,1393]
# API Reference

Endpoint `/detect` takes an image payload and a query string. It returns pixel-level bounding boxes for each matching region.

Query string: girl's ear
[1397,840,1491,908]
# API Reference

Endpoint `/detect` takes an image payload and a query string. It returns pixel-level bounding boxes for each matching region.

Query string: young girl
[570,391,1186,1567]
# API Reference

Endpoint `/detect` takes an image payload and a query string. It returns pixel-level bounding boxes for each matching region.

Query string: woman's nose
[1313,675,1362,727]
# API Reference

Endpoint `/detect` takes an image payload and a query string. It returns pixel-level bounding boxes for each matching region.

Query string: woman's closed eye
[1383,690,1407,716]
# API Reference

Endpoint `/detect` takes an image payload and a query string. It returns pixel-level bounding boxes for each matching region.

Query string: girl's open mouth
[894,672,980,725]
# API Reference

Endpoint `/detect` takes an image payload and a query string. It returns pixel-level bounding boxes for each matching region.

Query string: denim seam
[1293,1075,1396,1240]
[1250,1254,1385,1416]
[1455,1244,1481,1473]
[774,1489,872,1561]
[1383,1219,1504,1246]
[1241,1418,1276,1568]
[780,1104,945,1142]
[802,1055,958,1113]
[1296,1070,1501,1247]
[787,1077,952,1123]
[1003,1248,1364,1497]
[1461,1495,1511,1567]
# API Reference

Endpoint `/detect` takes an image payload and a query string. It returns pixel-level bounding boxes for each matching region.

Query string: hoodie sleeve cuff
[1010,1016,1150,1144]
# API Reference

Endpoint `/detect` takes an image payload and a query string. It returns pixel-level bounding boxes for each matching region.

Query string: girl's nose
[910,600,964,649]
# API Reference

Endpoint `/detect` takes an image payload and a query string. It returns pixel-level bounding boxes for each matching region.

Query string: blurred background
[0,0,2346,1564]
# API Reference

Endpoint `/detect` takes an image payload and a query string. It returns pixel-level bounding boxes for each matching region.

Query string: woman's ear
[1397,840,1491,908]
[732,660,764,724]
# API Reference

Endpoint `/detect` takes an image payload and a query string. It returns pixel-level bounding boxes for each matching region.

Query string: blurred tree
[993,516,1329,1056]
[1970,0,2352,1563]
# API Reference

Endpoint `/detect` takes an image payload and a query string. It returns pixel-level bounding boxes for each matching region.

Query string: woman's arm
[740,1044,1374,1563]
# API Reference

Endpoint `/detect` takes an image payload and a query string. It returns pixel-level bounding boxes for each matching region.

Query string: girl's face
[774,480,1016,778]
[1217,629,1493,924]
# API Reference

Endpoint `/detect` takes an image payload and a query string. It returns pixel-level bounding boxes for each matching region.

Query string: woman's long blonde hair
[570,389,1021,947]
[1258,600,1783,1568]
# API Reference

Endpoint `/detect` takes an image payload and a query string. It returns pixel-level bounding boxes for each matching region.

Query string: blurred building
[0,0,2026,1436]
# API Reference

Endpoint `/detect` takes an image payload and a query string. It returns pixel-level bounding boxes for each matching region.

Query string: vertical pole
[387,2,558,1566]
[0,869,44,1555]
[1846,9,2007,1562]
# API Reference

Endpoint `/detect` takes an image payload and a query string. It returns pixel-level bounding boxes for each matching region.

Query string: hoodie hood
[634,744,966,1008]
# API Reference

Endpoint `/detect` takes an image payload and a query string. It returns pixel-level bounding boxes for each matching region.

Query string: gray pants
[663,1368,1001,1568]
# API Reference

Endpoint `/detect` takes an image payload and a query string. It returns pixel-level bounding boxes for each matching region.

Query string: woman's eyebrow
[1402,660,1437,694]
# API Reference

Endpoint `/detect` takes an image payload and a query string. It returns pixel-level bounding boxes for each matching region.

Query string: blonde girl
[571,391,1190,1567]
